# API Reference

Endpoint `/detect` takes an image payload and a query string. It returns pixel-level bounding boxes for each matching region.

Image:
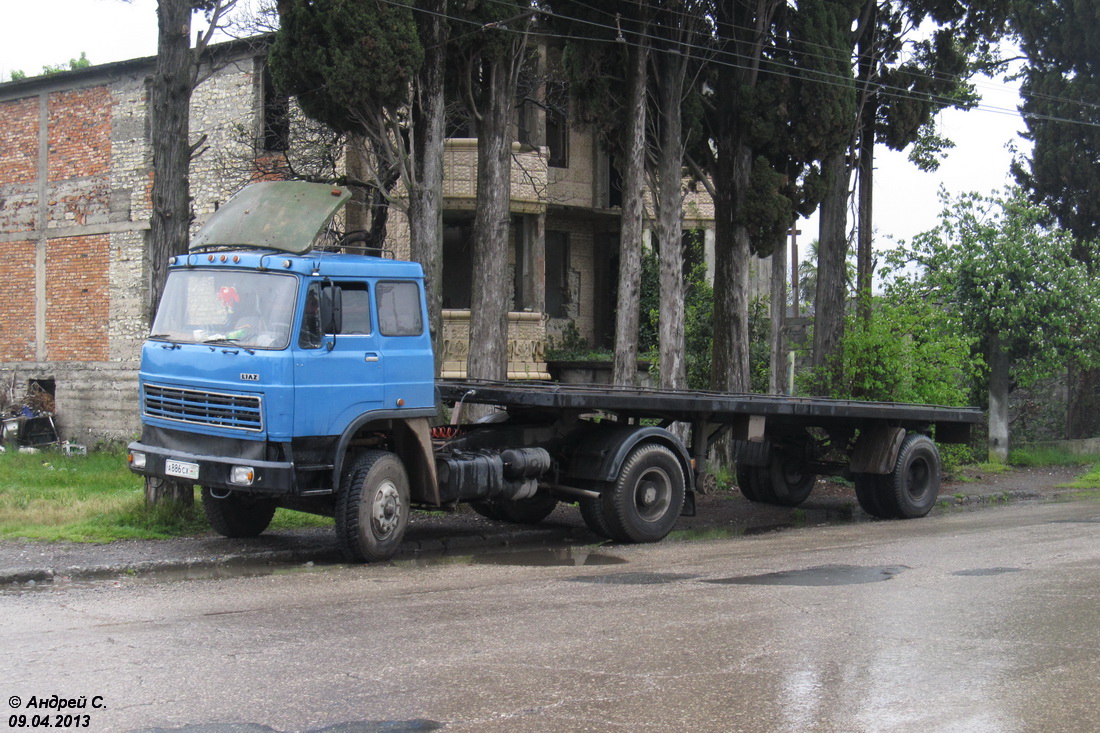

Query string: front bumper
[127,440,297,495]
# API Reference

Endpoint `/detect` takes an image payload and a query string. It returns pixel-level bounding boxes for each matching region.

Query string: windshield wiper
[203,337,255,355]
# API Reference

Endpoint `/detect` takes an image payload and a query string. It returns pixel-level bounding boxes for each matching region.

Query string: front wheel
[601,443,685,543]
[336,450,411,562]
[201,488,277,538]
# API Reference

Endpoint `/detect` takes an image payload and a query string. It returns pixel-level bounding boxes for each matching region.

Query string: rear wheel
[601,443,685,543]
[881,434,940,519]
[335,450,410,562]
[736,464,762,502]
[766,455,816,507]
[853,473,892,518]
[579,495,614,539]
[201,488,277,538]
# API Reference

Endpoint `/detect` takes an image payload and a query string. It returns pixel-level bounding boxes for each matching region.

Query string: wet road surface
[5,497,1100,732]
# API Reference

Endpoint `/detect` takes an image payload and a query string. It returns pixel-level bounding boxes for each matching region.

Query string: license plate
[165,459,200,481]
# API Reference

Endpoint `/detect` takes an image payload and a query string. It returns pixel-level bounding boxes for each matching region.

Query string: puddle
[953,567,1022,577]
[4,560,335,594]
[127,720,443,733]
[470,547,627,567]
[705,564,907,586]
[568,572,699,585]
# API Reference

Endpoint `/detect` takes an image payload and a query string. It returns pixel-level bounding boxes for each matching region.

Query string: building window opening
[263,66,290,152]
[545,231,570,318]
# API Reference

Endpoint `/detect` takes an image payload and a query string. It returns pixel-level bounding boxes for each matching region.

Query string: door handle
[364,352,380,363]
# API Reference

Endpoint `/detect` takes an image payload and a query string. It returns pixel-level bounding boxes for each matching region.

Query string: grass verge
[0,448,331,543]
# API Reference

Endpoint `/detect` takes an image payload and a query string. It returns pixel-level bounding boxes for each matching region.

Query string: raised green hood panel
[189,181,351,254]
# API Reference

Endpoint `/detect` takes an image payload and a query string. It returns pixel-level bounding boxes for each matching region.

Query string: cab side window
[377,281,423,336]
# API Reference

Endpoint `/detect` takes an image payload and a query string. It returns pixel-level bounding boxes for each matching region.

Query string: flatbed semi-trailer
[126,181,984,563]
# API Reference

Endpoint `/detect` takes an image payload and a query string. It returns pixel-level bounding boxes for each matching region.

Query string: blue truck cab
[129,182,443,560]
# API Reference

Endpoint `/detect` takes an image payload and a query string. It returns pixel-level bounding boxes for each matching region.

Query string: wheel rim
[371,480,403,539]
[907,458,931,502]
[634,467,672,523]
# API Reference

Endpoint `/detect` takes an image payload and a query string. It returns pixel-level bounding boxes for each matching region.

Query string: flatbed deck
[437,379,982,440]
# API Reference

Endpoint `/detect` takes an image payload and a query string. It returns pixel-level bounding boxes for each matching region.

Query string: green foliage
[883,189,1100,388]
[803,291,979,407]
[10,52,91,82]
[270,0,423,134]
[1012,0,1100,244]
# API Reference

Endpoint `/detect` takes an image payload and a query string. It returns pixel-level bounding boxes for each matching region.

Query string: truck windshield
[150,270,298,350]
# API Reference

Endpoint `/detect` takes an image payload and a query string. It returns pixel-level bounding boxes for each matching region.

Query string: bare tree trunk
[812,148,852,395]
[654,50,686,392]
[855,125,874,324]
[145,0,196,509]
[468,56,516,384]
[410,0,447,377]
[987,332,1010,463]
[769,229,787,395]
[855,1,877,325]
[148,0,194,322]
[711,143,753,395]
[612,33,650,387]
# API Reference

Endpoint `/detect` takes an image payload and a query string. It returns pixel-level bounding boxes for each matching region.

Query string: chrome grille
[143,384,263,432]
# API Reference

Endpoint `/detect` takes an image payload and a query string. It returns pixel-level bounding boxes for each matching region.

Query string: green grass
[1059,465,1100,490]
[0,449,331,543]
[1008,447,1100,467]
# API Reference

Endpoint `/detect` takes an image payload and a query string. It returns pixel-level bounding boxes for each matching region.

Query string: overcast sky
[0,0,1028,256]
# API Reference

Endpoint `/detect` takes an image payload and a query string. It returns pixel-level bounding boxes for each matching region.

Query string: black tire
[497,492,559,524]
[201,488,277,538]
[579,495,614,539]
[471,492,558,524]
[880,433,941,519]
[736,464,761,502]
[853,473,893,519]
[335,450,411,562]
[470,501,505,521]
[766,455,816,507]
[601,443,685,543]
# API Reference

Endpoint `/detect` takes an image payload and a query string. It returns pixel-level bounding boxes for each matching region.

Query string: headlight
[230,466,255,486]
[129,451,147,469]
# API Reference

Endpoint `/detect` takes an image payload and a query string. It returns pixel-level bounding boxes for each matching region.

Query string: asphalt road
[5,495,1100,732]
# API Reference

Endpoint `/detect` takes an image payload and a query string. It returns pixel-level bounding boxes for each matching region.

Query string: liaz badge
[240,373,260,382]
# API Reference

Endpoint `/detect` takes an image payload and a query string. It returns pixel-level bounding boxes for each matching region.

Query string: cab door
[293,280,384,438]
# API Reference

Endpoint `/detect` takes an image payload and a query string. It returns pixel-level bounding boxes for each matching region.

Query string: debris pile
[2,381,59,450]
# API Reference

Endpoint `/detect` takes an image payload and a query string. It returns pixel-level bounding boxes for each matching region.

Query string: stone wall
[0,49,264,443]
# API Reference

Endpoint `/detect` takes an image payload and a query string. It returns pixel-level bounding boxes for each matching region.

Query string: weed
[0,448,331,543]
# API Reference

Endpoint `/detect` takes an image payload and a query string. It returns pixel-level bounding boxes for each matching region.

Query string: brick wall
[48,87,111,182]
[45,235,109,361]
[0,241,36,361]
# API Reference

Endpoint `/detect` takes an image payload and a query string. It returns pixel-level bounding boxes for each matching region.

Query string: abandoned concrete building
[0,37,772,444]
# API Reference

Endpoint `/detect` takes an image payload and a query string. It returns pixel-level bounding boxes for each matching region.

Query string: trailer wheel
[735,465,761,502]
[601,443,685,543]
[765,456,816,507]
[201,488,277,538]
[853,474,893,519]
[335,450,410,562]
[880,434,941,519]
